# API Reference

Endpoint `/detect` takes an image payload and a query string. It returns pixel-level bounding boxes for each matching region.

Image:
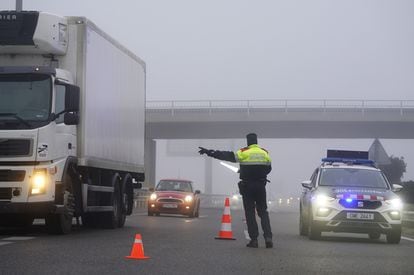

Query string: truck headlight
[149,193,157,201]
[30,169,47,195]
[385,198,403,210]
[314,194,335,206]
[185,195,193,203]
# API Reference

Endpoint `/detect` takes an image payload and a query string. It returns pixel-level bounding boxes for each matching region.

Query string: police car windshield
[319,168,388,189]
[156,181,193,192]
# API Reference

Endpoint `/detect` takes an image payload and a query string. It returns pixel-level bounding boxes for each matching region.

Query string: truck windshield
[0,74,51,128]
[319,168,389,189]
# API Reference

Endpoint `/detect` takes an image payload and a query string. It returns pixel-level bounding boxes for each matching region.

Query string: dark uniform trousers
[239,180,272,240]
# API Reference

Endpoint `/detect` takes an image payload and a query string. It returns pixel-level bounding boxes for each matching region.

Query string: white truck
[0,11,145,233]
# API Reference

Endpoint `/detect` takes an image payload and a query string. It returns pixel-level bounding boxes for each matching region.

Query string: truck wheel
[46,191,74,234]
[308,210,321,240]
[101,174,122,229]
[118,174,132,227]
[386,227,401,244]
[299,208,308,236]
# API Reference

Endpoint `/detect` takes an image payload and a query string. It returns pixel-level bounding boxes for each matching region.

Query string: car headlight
[185,195,193,203]
[149,193,157,201]
[385,198,403,210]
[313,194,335,206]
[232,194,239,201]
[31,169,47,195]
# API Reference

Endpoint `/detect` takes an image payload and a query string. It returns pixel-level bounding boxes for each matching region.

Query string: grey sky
[2,0,414,100]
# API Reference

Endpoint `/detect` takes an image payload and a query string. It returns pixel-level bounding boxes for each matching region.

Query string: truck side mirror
[65,85,80,112]
[64,113,79,125]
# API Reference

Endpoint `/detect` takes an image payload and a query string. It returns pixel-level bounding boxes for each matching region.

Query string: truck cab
[0,11,145,233]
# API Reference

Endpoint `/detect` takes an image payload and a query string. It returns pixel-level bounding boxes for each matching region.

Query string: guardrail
[147,99,414,114]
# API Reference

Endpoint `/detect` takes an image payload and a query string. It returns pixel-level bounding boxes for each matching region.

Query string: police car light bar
[322,150,375,166]
[321,157,375,166]
[327,150,369,159]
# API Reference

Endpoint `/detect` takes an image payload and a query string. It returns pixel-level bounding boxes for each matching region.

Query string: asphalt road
[1,207,414,275]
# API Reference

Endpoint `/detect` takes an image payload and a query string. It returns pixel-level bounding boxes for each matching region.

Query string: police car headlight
[314,194,335,206]
[149,193,157,201]
[185,195,193,203]
[385,198,403,210]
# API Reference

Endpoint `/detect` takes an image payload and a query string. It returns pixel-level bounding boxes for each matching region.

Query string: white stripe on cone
[220,223,232,231]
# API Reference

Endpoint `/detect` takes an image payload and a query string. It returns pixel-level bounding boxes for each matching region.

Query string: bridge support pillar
[144,138,156,188]
[205,157,213,194]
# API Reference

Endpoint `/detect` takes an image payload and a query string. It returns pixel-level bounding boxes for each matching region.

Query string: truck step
[87,185,114,192]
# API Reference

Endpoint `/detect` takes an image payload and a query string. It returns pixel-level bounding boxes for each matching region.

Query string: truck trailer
[0,11,145,233]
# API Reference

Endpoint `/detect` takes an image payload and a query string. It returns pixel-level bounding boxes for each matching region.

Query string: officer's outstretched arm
[198,147,236,162]
[210,150,237,162]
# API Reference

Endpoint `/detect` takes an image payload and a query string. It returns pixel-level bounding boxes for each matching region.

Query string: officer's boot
[246,239,258,248]
[265,237,273,248]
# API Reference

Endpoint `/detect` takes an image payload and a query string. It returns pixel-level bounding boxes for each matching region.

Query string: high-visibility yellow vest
[235,144,271,166]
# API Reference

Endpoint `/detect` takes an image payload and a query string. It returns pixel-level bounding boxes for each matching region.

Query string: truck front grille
[0,188,12,200]
[0,139,32,157]
[0,170,25,181]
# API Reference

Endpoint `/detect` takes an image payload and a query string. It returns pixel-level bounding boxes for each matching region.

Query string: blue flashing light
[321,157,375,166]
[345,198,353,203]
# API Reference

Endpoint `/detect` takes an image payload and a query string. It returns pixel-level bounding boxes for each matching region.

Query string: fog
[156,139,414,197]
[2,1,414,195]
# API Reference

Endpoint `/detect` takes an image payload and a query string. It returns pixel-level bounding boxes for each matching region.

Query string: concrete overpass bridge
[144,99,414,189]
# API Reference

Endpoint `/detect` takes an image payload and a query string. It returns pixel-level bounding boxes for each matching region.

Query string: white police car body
[299,150,403,244]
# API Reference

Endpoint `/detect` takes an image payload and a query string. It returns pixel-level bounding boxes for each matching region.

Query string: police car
[299,150,403,244]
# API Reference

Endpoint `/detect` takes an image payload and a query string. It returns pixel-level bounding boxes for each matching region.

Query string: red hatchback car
[148,179,201,217]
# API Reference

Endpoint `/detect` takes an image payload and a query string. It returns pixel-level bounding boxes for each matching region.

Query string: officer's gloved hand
[198,147,213,156]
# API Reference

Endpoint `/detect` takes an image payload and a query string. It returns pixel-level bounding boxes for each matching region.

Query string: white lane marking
[244,230,251,240]
[402,236,414,242]
[0,241,13,246]
[2,237,35,241]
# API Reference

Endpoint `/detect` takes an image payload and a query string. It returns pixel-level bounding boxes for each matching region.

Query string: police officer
[198,133,273,248]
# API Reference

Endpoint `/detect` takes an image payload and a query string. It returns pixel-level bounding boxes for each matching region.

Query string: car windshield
[156,180,193,192]
[0,74,51,121]
[319,168,389,189]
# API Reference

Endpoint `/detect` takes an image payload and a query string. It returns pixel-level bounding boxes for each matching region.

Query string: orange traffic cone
[125,234,150,260]
[215,197,236,240]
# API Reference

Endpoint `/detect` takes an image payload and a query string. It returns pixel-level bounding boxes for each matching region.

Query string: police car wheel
[368,232,381,240]
[386,228,401,244]
[299,209,308,236]
[308,211,321,240]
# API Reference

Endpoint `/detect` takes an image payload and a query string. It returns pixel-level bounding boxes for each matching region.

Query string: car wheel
[155,212,160,216]
[147,211,153,216]
[386,227,401,244]
[368,232,381,240]
[299,207,308,236]
[308,210,321,240]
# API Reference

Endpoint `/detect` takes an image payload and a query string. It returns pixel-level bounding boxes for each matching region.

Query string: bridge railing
[147,99,414,115]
